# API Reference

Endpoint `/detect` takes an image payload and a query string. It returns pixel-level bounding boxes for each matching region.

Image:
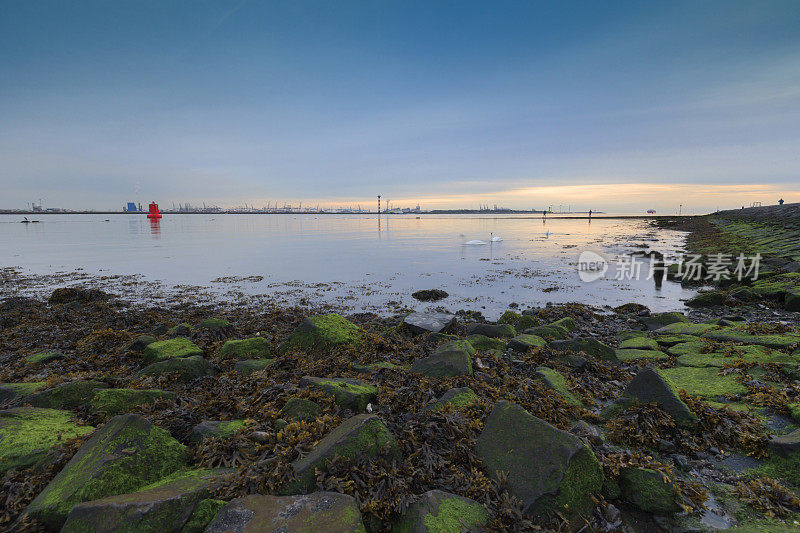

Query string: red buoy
[147,202,162,219]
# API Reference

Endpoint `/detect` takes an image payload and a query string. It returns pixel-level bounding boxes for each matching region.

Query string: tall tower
[377,195,381,214]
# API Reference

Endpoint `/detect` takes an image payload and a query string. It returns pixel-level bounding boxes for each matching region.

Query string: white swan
[490,232,502,242]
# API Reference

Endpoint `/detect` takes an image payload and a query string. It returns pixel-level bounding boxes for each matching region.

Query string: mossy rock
[28,381,108,409]
[658,367,748,399]
[608,367,696,425]
[137,356,214,382]
[218,337,271,360]
[497,310,520,324]
[182,498,226,533]
[197,318,232,330]
[619,337,660,350]
[208,492,365,532]
[654,322,719,336]
[638,312,688,331]
[686,290,728,308]
[127,335,157,352]
[466,334,507,352]
[548,317,577,332]
[300,377,378,412]
[614,348,669,362]
[168,323,194,337]
[617,329,648,341]
[516,315,541,331]
[654,334,701,347]
[280,398,322,422]
[475,401,603,515]
[702,328,800,349]
[90,389,177,416]
[788,403,800,424]
[0,381,48,403]
[233,358,274,375]
[61,468,229,533]
[392,490,489,532]
[0,407,94,475]
[283,414,401,495]
[677,353,727,368]
[786,289,800,311]
[191,420,246,443]
[281,314,366,353]
[465,323,516,339]
[25,350,66,366]
[25,413,188,528]
[534,367,582,407]
[351,361,407,373]
[425,387,480,412]
[667,341,708,356]
[507,334,547,352]
[523,325,569,340]
[142,337,203,364]
[410,342,474,378]
[618,467,680,513]
[550,337,616,360]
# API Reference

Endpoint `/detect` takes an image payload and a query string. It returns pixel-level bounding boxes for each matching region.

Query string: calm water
[1,214,695,317]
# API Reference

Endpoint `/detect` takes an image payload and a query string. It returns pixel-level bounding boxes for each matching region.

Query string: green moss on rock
[534,367,582,407]
[300,377,377,412]
[25,413,188,528]
[90,389,177,416]
[658,367,747,399]
[218,337,270,360]
[142,337,203,364]
[619,467,680,513]
[137,356,214,382]
[0,381,48,403]
[198,318,232,330]
[466,334,507,352]
[181,498,225,533]
[425,387,480,412]
[28,381,108,409]
[654,322,719,336]
[614,348,669,362]
[498,310,520,324]
[280,398,322,422]
[233,358,274,375]
[282,314,366,353]
[0,407,94,474]
[25,350,65,366]
[392,490,489,532]
[619,337,660,350]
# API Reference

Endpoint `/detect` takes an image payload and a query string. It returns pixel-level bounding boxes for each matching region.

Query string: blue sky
[1,1,799,212]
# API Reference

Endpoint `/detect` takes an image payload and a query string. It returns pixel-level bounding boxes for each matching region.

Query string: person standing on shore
[779,198,785,205]
[588,209,592,219]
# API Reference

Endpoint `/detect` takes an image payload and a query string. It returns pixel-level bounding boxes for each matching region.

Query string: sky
[1,1,799,213]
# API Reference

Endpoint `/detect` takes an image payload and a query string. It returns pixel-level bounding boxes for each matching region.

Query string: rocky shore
[2,211,800,532]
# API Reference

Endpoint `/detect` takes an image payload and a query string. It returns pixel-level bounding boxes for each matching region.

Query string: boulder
[25,350,66,366]
[198,318,232,330]
[234,359,274,375]
[638,312,688,331]
[300,377,377,412]
[137,355,214,382]
[466,334,507,351]
[283,414,400,494]
[402,312,456,334]
[49,287,110,304]
[465,323,516,338]
[619,468,680,513]
[411,289,449,302]
[27,381,108,409]
[786,289,800,312]
[90,389,176,416]
[351,361,406,373]
[617,330,648,341]
[142,337,203,364]
[282,314,365,352]
[550,337,616,360]
[207,492,365,533]
[392,490,489,532]
[516,315,541,331]
[61,469,228,533]
[168,323,194,337]
[425,387,479,412]
[523,325,569,340]
[25,413,187,528]
[614,348,669,362]
[127,335,156,352]
[191,420,246,443]
[548,317,577,332]
[219,337,271,360]
[507,334,546,352]
[686,290,728,308]
[654,322,718,336]
[0,407,94,475]
[768,428,800,457]
[475,401,603,515]
[658,367,747,399]
[618,337,660,351]
[410,344,473,378]
[0,381,47,404]
[497,310,521,324]
[534,367,581,406]
[612,368,696,424]
[280,398,322,422]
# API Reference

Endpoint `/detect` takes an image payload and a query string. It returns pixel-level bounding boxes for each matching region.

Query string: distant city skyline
[2,1,799,213]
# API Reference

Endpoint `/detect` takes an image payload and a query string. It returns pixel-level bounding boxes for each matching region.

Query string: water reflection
[150,218,161,237]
